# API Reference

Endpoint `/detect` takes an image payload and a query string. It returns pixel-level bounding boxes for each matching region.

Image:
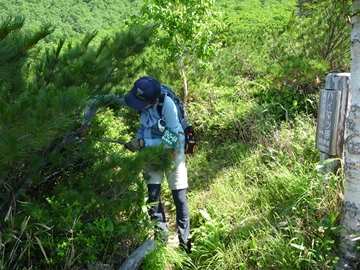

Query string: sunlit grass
[176,113,342,269]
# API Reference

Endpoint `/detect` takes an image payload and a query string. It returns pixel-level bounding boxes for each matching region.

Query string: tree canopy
[0,0,142,42]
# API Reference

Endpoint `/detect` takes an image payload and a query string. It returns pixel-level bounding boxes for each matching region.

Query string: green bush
[0,17,162,269]
[266,1,350,96]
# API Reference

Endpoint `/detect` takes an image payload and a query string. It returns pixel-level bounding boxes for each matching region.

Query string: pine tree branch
[82,137,127,145]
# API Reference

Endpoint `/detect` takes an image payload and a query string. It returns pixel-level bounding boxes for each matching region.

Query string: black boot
[179,238,191,254]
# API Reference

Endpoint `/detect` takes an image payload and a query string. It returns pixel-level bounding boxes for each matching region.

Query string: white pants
[145,149,188,190]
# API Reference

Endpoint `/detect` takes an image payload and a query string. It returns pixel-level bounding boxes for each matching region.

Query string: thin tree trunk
[337,1,360,268]
[298,0,303,23]
[179,56,188,105]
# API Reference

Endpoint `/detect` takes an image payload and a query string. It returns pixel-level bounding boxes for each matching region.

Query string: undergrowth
[184,115,342,269]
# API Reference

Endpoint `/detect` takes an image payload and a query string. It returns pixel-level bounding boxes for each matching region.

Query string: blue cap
[124,76,161,111]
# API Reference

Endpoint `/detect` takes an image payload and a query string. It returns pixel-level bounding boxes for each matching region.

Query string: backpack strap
[157,92,167,116]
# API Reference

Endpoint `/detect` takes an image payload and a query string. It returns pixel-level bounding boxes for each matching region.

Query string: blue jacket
[137,96,185,150]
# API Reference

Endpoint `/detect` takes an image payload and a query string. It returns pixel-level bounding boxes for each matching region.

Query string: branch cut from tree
[118,240,156,270]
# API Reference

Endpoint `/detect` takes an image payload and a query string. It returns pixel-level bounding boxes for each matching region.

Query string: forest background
[0,0,351,269]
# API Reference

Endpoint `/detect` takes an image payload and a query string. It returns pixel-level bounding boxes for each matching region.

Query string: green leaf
[250,238,258,250]
[290,243,305,250]
[331,226,342,234]
[106,217,114,232]
[199,209,211,221]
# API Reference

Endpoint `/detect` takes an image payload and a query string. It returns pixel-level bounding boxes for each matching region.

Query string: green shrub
[266,0,350,96]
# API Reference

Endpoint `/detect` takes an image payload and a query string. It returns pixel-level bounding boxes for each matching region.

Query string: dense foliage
[0,0,351,269]
[0,0,142,42]
[0,16,162,268]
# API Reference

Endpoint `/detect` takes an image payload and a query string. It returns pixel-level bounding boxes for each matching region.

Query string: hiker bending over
[123,76,191,253]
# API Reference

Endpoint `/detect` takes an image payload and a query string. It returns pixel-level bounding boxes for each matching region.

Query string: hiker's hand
[78,123,89,138]
[125,138,145,152]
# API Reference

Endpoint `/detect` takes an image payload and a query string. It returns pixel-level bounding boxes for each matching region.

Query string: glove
[125,138,145,152]
[78,123,89,139]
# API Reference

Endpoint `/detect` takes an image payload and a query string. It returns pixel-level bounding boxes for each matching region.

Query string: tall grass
[184,115,341,269]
